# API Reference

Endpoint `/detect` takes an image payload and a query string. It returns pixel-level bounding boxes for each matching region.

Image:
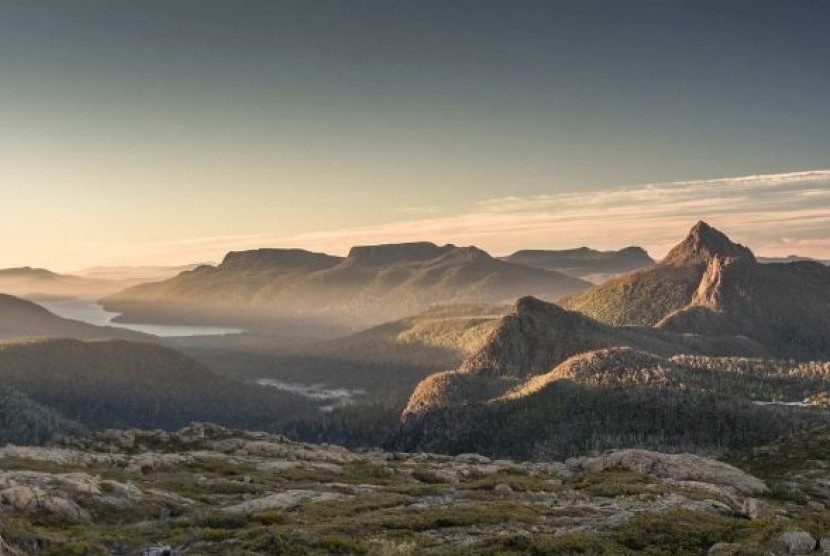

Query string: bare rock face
[575,449,768,495]
[663,221,755,266]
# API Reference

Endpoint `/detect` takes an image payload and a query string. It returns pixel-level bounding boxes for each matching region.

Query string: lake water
[36,298,244,338]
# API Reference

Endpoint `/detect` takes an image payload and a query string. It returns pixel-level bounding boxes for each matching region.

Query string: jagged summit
[345,242,457,266]
[219,248,343,272]
[662,221,755,265]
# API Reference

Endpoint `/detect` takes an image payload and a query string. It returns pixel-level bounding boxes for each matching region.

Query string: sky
[1,0,829,270]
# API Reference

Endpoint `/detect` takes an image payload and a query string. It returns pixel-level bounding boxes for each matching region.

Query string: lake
[36,298,244,338]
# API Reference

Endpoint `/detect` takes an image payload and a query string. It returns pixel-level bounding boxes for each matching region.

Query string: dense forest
[394,349,830,460]
[0,339,316,432]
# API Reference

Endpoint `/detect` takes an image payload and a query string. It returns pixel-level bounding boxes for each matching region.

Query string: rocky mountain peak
[662,221,755,265]
[458,297,596,377]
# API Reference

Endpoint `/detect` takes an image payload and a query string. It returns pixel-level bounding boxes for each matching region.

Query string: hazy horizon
[1,169,828,273]
[2,1,829,270]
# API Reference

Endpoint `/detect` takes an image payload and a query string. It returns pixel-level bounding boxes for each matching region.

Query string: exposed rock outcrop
[572,449,768,495]
[0,423,801,555]
[663,221,755,266]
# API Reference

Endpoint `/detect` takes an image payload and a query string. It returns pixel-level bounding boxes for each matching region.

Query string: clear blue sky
[1,1,829,268]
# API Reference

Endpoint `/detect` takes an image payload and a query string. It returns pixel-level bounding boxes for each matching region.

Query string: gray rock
[455,453,491,464]
[710,543,772,555]
[579,449,767,495]
[742,497,774,520]
[223,489,350,513]
[769,530,816,554]
[493,483,514,496]
[1,486,37,511]
[41,496,90,522]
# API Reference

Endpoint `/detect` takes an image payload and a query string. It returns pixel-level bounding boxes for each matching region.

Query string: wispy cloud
[273,169,830,259]
[395,205,444,216]
[72,170,830,267]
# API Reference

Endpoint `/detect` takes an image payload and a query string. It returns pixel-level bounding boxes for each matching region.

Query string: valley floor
[1,423,829,555]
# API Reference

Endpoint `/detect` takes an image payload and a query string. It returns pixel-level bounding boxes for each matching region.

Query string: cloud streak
[275,169,830,259]
[69,170,830,268]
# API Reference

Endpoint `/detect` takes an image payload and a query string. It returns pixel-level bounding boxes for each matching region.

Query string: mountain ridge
[102,242,591,332]
[504,245,654,278]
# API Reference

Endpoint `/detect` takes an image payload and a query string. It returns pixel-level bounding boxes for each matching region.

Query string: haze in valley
[1,2,830,554]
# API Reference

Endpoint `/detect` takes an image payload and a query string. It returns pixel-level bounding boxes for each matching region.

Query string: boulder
[41,496,90,522]
[1,486,37,511]
[455,453,491,464]
[769,531,816,555]
[742,498,774,520]
[493,483,514,496]
[578,450,767,495]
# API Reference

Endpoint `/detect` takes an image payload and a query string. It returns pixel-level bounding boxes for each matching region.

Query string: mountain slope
[659,255,830,359]
[400,296,769,422]
[0,294,152,342]
[397,344,830,460]
[560,222,755,326]
[102,242,590,331]
[561,221,830,359]
[0,383,85,445]
[8,422,825,555]
[0,338,310,431]
[503,246,654,279]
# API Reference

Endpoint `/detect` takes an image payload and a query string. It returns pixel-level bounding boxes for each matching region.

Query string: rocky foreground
[0,424,829,555]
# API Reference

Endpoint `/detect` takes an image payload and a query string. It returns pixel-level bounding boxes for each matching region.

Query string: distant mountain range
[758,255,830,265]
[0,264,205,300]
[72,263,207,286]
[0,267,114,300]
[101,242,590,332]
[502,246,654,280]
